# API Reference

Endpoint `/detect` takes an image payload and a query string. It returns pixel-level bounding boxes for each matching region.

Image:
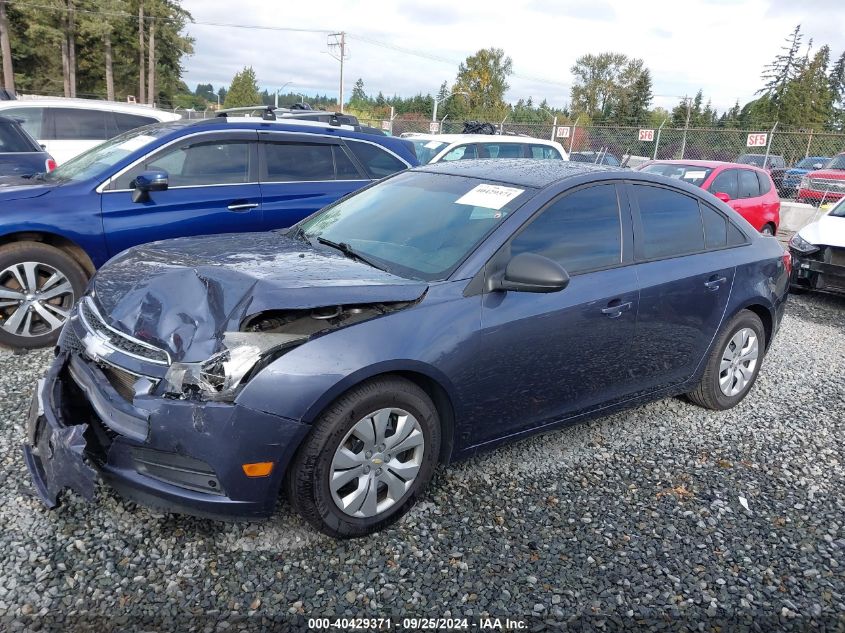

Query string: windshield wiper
[316,236,387,272]
[287,225,310,244]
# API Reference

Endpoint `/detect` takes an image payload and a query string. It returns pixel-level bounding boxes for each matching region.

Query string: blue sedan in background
[0,118,416,348]
[24,160,790,537]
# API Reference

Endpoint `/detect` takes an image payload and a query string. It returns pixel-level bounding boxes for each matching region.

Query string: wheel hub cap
[718,327,759,397]
[329,407,425,518]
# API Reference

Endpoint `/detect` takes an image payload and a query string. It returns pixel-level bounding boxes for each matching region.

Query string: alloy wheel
[718,327,759,397]
[329,407,425,518]
[0,261,74,338]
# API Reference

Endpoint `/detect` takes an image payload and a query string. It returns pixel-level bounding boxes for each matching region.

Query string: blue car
[780,156,831,197]
[23,160,790,537]
[0,118,416,348]
[0,115,56,177]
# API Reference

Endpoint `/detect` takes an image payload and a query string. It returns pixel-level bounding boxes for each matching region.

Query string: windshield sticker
[455,184,524,210]
[424,141,443,149]
[117,135,157,152]
[683,170,707,179]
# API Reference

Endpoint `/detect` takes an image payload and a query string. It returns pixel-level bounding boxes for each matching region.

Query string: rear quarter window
[0,120,39,152]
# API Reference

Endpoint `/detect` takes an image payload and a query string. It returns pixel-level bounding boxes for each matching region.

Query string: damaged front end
[22,360,97,508]
[790,235,845,295]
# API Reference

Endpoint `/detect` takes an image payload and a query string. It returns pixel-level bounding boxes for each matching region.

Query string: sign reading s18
[638,129,655,142]
[746,133,768,147]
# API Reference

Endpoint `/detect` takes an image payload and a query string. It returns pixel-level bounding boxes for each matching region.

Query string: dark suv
[736,154,787,192]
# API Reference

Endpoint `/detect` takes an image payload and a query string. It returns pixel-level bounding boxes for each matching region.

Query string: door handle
[601,300,632,318]
[704,276,727,291]
[227,202,259,212]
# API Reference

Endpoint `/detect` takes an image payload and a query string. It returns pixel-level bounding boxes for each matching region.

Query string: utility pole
[328,32,347,113]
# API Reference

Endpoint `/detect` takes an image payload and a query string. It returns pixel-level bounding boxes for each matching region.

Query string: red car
[797,152,845,205]
[638,160,781,235]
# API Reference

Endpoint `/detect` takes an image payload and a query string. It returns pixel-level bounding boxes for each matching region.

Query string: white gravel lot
[0,293,843,631]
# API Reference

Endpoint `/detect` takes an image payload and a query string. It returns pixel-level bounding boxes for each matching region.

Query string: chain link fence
[364,117,845,168]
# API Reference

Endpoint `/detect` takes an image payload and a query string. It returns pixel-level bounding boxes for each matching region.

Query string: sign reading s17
[747,133,768,147]
[638,129,655,142]
[555,126,570,139]
[429,121,440,134]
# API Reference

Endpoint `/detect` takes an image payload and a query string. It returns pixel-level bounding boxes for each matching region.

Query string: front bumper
[798,188,845,202]
[791,248,845,295]
[22,344,310,520]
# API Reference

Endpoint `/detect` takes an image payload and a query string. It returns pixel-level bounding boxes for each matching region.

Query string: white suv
[402,133,568,165]
[0,98,180,164]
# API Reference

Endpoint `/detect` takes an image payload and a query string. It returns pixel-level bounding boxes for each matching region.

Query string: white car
[788,197,845,295]
[0,98,181,164]
[402,133,568,165]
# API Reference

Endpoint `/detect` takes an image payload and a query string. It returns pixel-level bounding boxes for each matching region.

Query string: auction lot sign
[746,132,768,147]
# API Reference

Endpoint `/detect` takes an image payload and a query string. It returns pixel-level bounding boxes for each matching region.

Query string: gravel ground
[0,293,843,631]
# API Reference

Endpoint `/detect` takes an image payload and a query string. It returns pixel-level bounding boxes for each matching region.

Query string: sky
[181,0,845,114]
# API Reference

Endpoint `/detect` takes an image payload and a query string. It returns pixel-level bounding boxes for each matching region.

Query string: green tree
[828,50,845,129]
[350,77,367,105]
[781,45,833,128]
[758,24,804,118]
[570,52,650,122]
[454,47,512,118]
[223,66,261,108]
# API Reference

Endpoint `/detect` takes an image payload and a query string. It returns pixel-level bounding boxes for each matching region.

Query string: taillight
[782,250,792,276]
[45,158,57,172]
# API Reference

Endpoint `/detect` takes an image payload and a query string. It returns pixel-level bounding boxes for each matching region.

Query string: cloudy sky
[181,0,845,113]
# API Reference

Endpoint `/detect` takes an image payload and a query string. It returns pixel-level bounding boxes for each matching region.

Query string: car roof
[417,158,615,187]
[0,98,180,119]
[405,133,560,146]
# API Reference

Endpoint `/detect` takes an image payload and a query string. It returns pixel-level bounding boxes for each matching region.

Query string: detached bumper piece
[792,247,845,295]
[22,363,98,508]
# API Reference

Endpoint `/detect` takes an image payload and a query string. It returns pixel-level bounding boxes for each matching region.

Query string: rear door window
[112,112,157,135]
[700,203,728,249]
[480,143,526,159]
[49,108,110,140]
[738,169,760,198]
[345,140,408,178]
[528,144,562,159]
[0,121,39,151]
[441,144,478,161]
[262,142,335,181]
[634,184,705,260]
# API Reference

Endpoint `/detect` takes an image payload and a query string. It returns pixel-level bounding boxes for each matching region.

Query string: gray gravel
[0,293,843,630]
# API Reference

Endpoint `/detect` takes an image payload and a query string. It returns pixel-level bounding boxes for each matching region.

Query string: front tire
[0,242,87,349]
[686,310,766,410]
[286,376,441,538]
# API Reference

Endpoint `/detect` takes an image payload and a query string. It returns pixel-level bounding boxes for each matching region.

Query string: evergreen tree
[829,50,845,129]
[758,24,804,116]
[350,77,366,105]
[223,66,261,108]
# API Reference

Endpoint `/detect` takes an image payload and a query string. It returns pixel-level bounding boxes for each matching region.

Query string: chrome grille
[78,297,170,365]
[807,178,845,193]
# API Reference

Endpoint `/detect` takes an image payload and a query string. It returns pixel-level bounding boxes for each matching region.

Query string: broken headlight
[788,233,819,254]
[163,332,306,401]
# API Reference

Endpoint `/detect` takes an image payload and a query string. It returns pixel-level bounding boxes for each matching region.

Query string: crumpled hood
[798,215,845,249]
[0,176,54,201]
[91,232,428,361]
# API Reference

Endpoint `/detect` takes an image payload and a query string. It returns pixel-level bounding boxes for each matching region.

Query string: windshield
[737,155,766,167]
[411,140,449,165]
[641,163,713,186]
[826,155,845,170]
[830,197,845,218]
[796,157,827,169]
[300,171,533,281]
[43,125,168,183]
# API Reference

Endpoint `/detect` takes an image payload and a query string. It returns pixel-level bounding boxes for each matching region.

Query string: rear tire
[286,376,441,538]
[686,310,766,410]
[761,223,776,237]
[0,242,87,349]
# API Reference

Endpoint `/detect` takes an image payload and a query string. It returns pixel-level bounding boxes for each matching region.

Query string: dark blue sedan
[24,160,790,537]
[0,115,55,176]
[0,117,416,349]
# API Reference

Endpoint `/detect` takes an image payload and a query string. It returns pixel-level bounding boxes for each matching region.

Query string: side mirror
[491,253,570,293]
[714,191,731,203]
[131,169,169,203]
